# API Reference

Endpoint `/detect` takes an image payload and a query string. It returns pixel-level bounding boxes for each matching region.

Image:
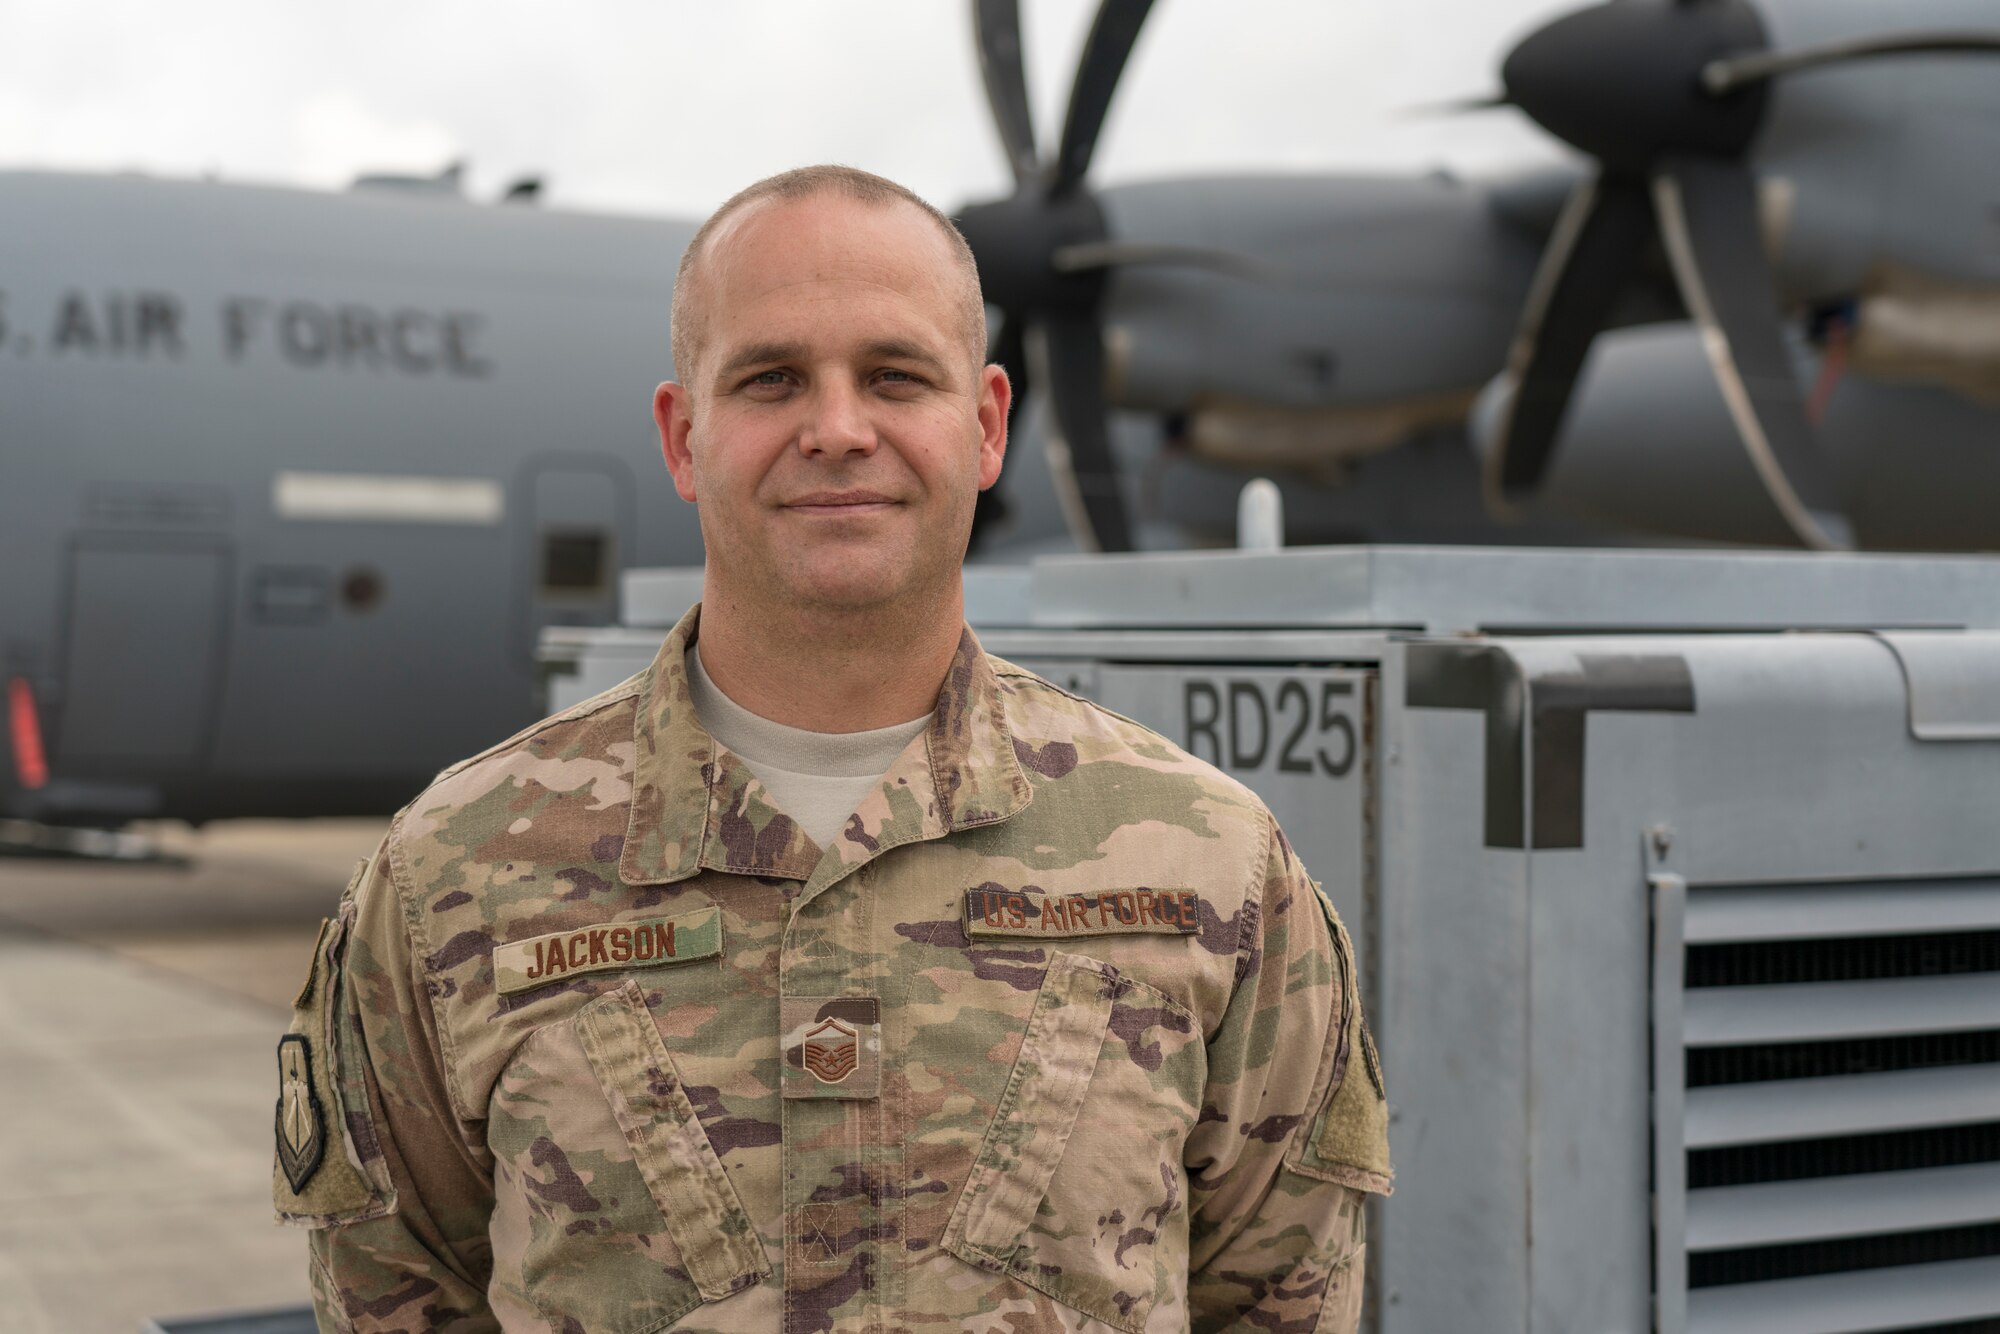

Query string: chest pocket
[943,951,1204,1333]
[489,980,769,1333]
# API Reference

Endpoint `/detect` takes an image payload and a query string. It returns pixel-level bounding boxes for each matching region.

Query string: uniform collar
[618,603,1033,890]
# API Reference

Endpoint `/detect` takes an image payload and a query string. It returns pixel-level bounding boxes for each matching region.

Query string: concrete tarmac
[0,819,387,1333]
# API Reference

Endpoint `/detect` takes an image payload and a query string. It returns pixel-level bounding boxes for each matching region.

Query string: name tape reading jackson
[493,907,722,996]
[963,886,1203,939]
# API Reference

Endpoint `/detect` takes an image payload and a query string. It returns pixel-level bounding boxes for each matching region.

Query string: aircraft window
[341,568,385,613]
[250,566,330,624]
[541,529,609,595]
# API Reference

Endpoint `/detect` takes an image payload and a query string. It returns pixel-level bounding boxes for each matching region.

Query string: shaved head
[670,164,988,393]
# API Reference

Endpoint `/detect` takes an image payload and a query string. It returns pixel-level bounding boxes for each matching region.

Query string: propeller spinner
[1484,0,1999,551]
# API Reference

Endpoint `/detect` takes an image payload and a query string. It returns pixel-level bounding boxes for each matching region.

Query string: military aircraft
[3,0,1996,829]
[957,0,2000,553]
[1,168,689,827]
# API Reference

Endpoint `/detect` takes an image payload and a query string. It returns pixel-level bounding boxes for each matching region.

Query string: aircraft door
[518,457,635,657]
[58,538,230,772]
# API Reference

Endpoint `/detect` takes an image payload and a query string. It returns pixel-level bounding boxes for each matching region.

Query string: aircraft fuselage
[0,171,700,823]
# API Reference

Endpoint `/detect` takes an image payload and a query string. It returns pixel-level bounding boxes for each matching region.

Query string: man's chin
[781,566,911,615]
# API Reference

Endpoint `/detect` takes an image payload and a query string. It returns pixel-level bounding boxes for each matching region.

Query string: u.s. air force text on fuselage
[0,286,491,377]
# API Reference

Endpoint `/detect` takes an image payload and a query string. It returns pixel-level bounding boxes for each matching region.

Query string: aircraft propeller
[955,0,1258,552]
[1479,0,2000,551]
[955,0,1154,553]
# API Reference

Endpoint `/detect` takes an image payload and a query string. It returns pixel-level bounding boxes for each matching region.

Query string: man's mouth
[785,490,900,515]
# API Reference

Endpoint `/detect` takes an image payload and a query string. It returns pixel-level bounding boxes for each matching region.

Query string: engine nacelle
[1475,323,2000,551]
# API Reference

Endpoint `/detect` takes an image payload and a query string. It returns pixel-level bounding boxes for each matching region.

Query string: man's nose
[797,380,878,460]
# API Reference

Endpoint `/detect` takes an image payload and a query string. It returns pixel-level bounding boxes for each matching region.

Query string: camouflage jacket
[275,606,1393,1334]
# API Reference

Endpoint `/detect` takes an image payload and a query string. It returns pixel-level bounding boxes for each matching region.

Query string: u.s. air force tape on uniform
[963,886,1201,938]
[273,862,397,1227]
[492,906,723,996]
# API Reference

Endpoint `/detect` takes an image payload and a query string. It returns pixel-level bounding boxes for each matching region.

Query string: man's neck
[693,581,962,733]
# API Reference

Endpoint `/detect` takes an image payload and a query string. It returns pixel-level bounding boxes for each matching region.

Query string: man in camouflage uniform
[275,164,1392,1333]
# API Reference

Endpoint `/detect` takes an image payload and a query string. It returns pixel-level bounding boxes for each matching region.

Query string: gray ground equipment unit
[544,546,2000,1334]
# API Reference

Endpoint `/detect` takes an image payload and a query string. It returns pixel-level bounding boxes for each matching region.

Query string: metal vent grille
[1651,875,2000,1334]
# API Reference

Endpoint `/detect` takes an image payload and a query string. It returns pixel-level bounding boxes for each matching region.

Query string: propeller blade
[1050,240,1276,280]
[973,0,1040,185]
[1702,30,2000,94]
[1395,91,1512,119]
[1034,312,1134,552]
[1652,154,1853,551]
[1486,173,1655,506]
[1050,0,1157,197]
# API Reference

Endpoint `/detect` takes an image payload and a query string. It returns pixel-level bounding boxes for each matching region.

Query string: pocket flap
[575,981,771,1300]
[944,952,1118,1256]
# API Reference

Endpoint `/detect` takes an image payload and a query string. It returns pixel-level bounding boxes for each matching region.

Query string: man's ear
[655,381,699,503]
[975,362,1010,491]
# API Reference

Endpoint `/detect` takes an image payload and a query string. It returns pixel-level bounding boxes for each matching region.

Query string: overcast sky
[0,0,1585,219]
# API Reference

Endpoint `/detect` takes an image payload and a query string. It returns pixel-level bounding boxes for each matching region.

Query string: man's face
[656,194,1008,617]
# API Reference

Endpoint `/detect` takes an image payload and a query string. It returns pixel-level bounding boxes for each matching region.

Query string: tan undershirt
[686,645,932,851]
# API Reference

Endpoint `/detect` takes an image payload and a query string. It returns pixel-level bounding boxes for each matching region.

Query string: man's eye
[879,370,919,384]
[750,371,788,386]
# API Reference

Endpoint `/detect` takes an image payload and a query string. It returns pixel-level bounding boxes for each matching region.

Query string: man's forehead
[704,193,956,295]
[700,198,963,361]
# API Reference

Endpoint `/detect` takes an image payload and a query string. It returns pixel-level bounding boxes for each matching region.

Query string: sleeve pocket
[1285,892,1394,1196]
[273,862,398,1226]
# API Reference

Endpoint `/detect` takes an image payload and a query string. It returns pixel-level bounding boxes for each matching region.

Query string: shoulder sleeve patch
[276,1032,327,1193]
[274,863,398,1227]
[1285,882,1394,1196]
